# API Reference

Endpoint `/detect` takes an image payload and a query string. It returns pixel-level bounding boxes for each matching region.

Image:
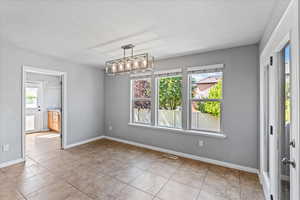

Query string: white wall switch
[108,125,112,131]
[2,144,10,152]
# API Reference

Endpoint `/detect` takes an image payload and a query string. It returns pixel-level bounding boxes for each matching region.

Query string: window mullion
[150,75,156,126]
[133,98,151,101]
[188,74,193,130]
[130,80,133,123]
[181,69,188,130]
[192,99,222,102]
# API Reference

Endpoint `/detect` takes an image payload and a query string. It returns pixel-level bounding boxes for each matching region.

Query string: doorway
[25,82,43,133]
[22,66,67,160]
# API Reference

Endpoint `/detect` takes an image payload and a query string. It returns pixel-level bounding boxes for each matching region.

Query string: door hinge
[269,125,273,135]
[270,56,273,66]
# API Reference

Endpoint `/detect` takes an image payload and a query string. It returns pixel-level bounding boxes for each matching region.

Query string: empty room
[0,0,299,200]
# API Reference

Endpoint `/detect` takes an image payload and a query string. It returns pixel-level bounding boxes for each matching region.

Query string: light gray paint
[0,40,104,164]
[104,45,259,168]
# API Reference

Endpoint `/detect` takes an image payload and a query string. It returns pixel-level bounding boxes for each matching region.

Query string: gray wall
[104,44,259,169]
[0,40,104,164]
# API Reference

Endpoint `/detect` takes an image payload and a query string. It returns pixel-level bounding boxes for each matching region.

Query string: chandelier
[105,44,154,75]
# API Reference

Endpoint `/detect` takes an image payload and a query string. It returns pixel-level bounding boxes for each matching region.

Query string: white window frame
[130,77,152,125]
[187,68,223,133]
[128,64,226,139]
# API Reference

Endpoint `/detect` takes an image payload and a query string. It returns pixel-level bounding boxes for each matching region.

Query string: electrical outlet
[2,144,10,152]
[198,140,204,147]
[108,125,112,131]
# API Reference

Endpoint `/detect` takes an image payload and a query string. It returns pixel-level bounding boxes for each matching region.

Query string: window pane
[25,115,35,131]
[191,101,221,132]
[191,72,222,99]
[284,44,291,125]
[26,88,38,108]
[158,76,182,128]
[133,100,151,124]
[133,79,151,98]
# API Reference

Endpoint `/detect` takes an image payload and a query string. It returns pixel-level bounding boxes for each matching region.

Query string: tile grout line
[66,181,94,200]
[152,163,183,200]
[4,135,262,200]
[194,168,209,200]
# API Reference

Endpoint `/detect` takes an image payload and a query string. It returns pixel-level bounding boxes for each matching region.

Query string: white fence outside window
[134,109,219,131]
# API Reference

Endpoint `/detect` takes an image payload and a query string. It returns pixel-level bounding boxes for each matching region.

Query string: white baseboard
[64,135,104,149]
[104,136,259,174]
[0,158,25,169]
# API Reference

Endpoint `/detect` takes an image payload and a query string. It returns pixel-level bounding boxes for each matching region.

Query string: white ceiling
[0,0,278,68]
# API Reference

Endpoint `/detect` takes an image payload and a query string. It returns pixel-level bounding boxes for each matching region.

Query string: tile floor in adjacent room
[0,132,265,200]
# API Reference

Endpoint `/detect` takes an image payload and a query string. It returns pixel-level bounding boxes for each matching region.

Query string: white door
[268,43,298,200]
[25,82,43,133]
[277,43,297,200]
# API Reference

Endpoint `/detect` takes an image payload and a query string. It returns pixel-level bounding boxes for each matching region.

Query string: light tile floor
[0,132,265,200]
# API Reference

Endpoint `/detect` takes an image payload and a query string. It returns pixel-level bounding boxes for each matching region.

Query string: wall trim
[0,158,25,169]
[64,135,105,149]
[104,136,259,174]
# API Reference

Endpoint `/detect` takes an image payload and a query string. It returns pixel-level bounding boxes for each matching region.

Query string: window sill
[128,123,227,139]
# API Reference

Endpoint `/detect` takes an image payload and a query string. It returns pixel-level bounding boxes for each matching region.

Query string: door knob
[282,157,296,168]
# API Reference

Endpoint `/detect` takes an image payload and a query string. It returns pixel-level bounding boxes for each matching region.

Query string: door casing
[22,66,68,159]
[266,34,298,200]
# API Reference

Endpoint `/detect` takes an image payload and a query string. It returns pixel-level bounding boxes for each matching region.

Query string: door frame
[21,66,68,160]
[259,1,299,199]
[262,32,299,200]
[24,81,44,133]
[260,62,271,197]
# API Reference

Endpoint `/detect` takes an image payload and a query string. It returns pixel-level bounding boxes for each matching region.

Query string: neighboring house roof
[196,76,220,84]
[197,83,213,92]
[195,76,221,92]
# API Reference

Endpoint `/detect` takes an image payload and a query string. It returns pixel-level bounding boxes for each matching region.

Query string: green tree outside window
[196,81,222,117]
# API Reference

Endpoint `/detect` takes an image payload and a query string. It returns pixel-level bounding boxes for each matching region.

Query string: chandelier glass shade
[105,44,154,75]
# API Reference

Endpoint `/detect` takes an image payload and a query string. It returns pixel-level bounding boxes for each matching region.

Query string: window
[157,76,182,128]
[25,87,39,108]
[131,78,151,124]
[189,69,223,132]
[129,64,224,136]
